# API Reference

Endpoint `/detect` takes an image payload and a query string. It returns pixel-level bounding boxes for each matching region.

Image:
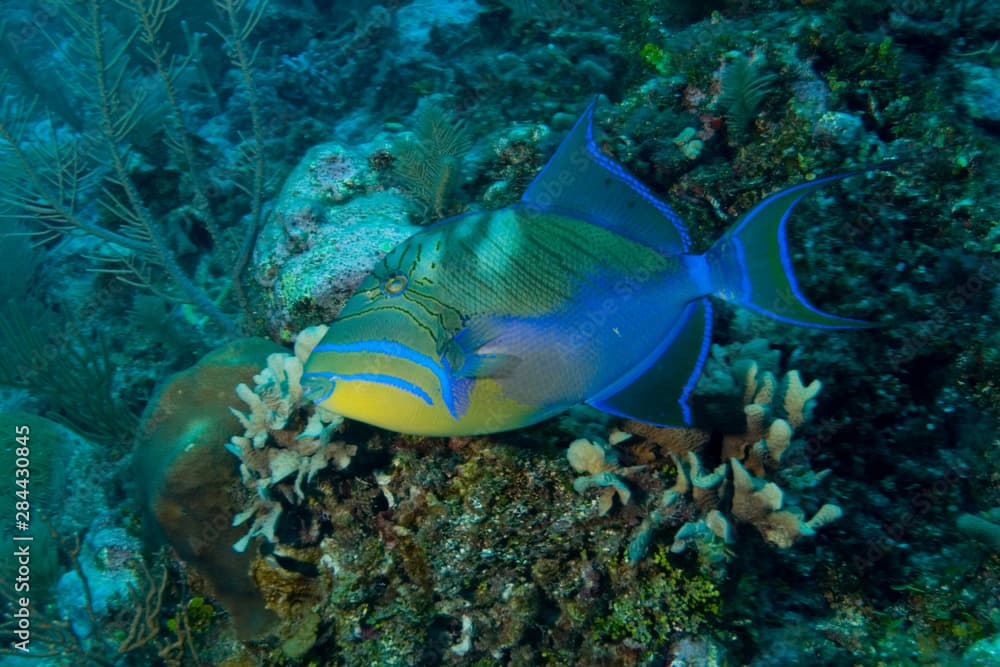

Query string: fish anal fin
[588,299,713,426]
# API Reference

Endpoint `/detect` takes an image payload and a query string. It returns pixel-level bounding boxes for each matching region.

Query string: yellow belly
[319,376,540,436]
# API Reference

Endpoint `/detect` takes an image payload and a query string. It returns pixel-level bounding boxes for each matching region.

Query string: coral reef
[55,513,144,638]
[567,434,646,516]
[203,336,850,662]
[2,0,999,664]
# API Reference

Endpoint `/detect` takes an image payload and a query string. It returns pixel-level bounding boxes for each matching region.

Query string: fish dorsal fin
[588,298,713,426]
[521,98,691,255]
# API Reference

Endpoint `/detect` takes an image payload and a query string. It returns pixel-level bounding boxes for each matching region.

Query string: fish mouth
[301,373,336,403]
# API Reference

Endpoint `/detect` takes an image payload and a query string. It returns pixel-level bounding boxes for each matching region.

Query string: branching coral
[227,325,358,552]
[0,0,269,337]
[566,435,645,516]
[579,341,843,563]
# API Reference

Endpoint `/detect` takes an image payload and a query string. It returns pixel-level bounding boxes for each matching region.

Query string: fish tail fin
[703,172,876,329]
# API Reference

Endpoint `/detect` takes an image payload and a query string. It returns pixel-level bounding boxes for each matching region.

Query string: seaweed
[0,299,138,447]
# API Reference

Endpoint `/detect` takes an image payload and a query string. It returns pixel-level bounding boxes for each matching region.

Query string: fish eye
[382,273,408,297]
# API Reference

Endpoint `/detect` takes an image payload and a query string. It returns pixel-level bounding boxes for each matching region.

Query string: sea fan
[393,101,472,222]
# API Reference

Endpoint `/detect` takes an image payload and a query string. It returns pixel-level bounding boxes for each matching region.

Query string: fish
[301,99,873,436]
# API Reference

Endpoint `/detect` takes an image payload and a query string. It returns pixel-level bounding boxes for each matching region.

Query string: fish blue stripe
[303,370,434,406]
[312,340,460,417]
[774,194,871,327]
[679,298,714,425]
[729,173,851,236]
[733,236,752,302]
[742,301,869,329]
[776,193,808,295]
[726,175,871,329]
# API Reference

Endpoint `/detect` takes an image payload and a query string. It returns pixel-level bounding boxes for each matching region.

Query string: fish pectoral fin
[441,319,521,379]
[454,352,520,378]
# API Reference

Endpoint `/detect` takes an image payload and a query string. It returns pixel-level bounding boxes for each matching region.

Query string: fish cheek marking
[338,303,437,341]
[381,242,414,277]
[401,290,465,340]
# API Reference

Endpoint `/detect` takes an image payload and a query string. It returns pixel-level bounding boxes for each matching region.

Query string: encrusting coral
[226,325,359,552]
[577,341,845,563]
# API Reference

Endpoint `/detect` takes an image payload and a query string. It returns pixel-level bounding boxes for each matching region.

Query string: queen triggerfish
[301,100,874,436]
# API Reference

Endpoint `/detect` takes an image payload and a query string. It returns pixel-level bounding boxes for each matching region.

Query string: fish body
[303,101,871,436]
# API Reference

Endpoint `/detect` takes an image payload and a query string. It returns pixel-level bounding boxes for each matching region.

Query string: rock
[55,515,143,638]
[246,141,419,343]
[813,111,865,147]
[959,64,1000,129]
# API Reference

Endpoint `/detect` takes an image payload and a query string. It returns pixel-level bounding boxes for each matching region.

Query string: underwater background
[1,0,999,665]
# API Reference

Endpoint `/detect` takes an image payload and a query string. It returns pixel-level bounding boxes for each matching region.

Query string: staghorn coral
[613,341,842,562]
[227,325,359,552]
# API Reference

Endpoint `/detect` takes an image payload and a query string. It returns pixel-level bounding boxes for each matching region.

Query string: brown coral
[615,343,841,560]
[227,325,359,552]
[567,437,646,516]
